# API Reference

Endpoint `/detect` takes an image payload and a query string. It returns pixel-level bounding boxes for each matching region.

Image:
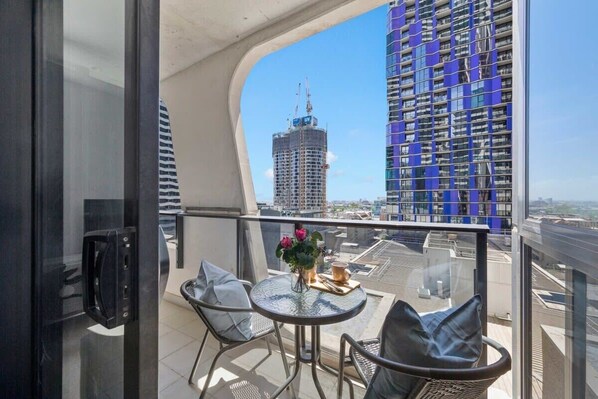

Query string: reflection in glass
[39,0,126,397]
[528,0,598,229]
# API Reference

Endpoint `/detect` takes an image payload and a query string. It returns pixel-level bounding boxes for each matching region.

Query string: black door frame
[123,0,160,397]
[0,0,159,397]
[0,1,34,397]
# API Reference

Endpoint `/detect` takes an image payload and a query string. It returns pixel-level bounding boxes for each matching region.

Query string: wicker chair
[338,334,511,399]
[180,279,295,399]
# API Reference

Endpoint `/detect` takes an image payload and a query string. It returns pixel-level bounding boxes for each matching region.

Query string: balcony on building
[148,0,598,399]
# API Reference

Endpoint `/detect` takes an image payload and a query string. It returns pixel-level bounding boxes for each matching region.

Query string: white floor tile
[159,330,195,360]
[159,322,174,337]
[176,318,208,341]
[161,339,219,378]
[159,377,207,399]
[159,362,181,392]
[160,307,197,329]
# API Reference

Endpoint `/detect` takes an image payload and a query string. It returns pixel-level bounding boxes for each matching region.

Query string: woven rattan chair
[181,279,295,399]
[338,334,511,399]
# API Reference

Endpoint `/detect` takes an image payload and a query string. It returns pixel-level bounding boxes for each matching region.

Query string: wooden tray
[309,274,361,295]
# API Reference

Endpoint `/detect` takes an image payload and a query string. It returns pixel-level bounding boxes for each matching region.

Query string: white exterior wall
[449,255,512,318]
[159,0,385,283]
[423,235,512,318]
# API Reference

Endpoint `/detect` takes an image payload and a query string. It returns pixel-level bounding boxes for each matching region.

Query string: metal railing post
[176,213,184,269]
[236,218,243,278]
[476,231,488,368]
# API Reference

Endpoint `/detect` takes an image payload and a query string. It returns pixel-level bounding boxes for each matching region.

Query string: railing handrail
[160,210,490,234]
[160,207,490,367]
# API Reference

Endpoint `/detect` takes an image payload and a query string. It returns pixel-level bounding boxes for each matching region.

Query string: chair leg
[200,346,229,399]
[338,336,355,399]
[188,330,209,385]
[274,323,297,399]
[265,335,273,355]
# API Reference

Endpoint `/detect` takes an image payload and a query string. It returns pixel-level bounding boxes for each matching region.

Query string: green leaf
[275,243,283,258]
[296,253,314,267]
[311,231,323,241]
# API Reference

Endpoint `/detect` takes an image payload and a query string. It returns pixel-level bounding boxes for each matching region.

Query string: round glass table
[250,274,367,398]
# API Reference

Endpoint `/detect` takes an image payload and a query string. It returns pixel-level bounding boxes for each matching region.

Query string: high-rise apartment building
[159,99,181,234]
[272,114,328,213]
[385,0,512,233]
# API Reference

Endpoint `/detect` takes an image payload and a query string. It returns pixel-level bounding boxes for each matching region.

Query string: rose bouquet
[275,228,323,292]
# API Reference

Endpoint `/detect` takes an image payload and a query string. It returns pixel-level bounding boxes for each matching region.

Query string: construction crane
[294,82,302,119]
[305,77,313,115]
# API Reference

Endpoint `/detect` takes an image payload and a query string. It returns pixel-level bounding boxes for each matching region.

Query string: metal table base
[271,325,354,399]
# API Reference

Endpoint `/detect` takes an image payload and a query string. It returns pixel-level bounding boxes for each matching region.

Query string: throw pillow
[364,295,482,399]
[193,259,253,342]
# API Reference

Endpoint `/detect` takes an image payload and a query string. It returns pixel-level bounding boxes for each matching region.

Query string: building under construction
[272,82,328,214]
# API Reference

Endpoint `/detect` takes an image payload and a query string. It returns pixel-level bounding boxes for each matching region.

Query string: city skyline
[241,6,387,203]
[242,1,597,205]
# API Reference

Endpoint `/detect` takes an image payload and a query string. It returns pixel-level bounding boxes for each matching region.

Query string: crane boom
[305,77,313,115]
[294,83,301,118]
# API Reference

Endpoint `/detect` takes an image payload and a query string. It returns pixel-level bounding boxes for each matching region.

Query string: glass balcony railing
[496,38,513,48]
[494,9,512,20]
[159,210,513,398]
[496,23,512,35]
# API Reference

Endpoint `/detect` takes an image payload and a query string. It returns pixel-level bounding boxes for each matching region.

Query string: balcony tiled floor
[159,299,367,398]
[159,299,512,398]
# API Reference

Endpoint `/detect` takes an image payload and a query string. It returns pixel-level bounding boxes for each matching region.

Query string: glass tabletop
[249,274,367,326]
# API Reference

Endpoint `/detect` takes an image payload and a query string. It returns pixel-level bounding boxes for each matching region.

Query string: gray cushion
[364,295,482,399]
[193,260,253,342]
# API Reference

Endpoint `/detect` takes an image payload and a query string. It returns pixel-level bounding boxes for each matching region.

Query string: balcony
[494,9,512,22]
[436,4,451,16]
[437,16,451,27]
[156,212,512,397]
[496,23,512,36]
[6,0,598,398]
[501,92,513,102]
[496,37,513,49]
[498,65,512,76]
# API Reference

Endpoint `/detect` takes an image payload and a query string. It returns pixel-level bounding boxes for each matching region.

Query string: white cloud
[331,169,345,177]
[326,151,338,164]
[264,168,274,181]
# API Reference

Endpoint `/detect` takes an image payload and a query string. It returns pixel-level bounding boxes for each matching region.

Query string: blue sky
[528,0,598,201]
[241,1,597,203]
[241,6,388,202]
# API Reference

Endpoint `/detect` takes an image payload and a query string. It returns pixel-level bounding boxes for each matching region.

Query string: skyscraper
[385,0,512,233]
[272,104,328,214]
[159,99,182,234]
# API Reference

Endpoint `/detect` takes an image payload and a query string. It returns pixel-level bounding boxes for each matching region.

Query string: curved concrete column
[160,0,384,278]
[161,0,384,212]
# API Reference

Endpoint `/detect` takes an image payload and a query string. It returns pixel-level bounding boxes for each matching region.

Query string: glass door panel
[38,0,127,397]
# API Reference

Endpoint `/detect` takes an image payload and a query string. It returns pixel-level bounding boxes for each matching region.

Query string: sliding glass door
[35,0,159,397]
[519,1,598,397]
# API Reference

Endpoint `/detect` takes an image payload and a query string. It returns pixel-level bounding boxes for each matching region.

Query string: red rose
[280,236,293,249]
[295,228,307,241]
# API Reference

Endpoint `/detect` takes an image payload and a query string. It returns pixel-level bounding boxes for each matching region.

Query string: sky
[241,6,388,203]
[241,1,598,203]
[528,0,598,201]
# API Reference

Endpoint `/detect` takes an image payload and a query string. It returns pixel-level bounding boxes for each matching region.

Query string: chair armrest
[341,333,511,381]
[238,279,253,287]
[188,296,256,313]
[180,279,255,313]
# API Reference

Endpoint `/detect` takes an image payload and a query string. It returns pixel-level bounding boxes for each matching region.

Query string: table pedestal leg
[270,325,355,399]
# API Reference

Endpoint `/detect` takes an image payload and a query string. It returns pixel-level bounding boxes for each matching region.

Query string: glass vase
[291,269,310,293]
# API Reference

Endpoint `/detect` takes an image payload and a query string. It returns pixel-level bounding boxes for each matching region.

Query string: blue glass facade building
[385,0,512,233]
